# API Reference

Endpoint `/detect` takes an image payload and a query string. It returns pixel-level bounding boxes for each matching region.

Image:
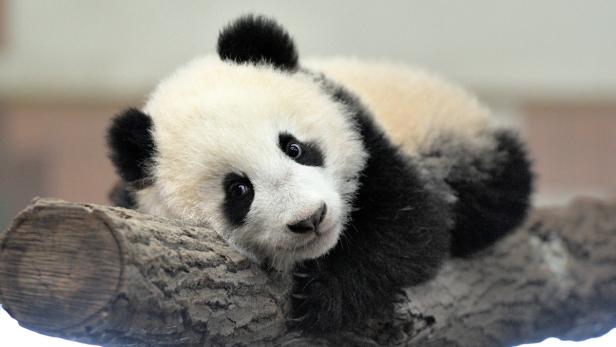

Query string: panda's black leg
[288,255,400,333]
[108,180,137,209]
[445,130,533,257]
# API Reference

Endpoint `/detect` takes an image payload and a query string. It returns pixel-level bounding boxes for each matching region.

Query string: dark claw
[291,293,307,300]
[293,272,309,279]
[287,313,309,323]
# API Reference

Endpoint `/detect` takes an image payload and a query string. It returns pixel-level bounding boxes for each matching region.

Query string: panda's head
[107,15,367,269]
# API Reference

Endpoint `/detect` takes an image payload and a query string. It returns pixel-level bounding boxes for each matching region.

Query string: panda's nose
[287,204,327,234]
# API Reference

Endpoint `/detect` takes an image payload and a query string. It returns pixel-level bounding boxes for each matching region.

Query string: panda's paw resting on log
[106,15,533,334]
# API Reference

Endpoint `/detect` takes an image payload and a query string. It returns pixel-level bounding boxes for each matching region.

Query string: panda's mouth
[280,224,336,252]
[274,234,318,251]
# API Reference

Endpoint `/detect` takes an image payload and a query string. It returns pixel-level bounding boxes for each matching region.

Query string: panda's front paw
[287,266,343,333]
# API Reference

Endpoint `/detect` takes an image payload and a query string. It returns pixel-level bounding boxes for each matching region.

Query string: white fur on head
[136,56,367,270]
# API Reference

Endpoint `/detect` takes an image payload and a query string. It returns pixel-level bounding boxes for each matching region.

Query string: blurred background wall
[1,0,615,229]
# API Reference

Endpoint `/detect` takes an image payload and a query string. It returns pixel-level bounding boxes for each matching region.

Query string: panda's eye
[285,142,302,159]
[228,182,251,199]
[222,173,254,226]
[278,132,325,167]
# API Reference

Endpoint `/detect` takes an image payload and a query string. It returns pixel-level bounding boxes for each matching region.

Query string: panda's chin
[281,223,341,263]
[233,221,342,271]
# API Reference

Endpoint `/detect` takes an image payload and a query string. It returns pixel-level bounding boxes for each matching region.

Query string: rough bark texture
[0,197,614,346]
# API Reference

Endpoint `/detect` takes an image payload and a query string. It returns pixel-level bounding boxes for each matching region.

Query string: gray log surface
[0,197,614,347]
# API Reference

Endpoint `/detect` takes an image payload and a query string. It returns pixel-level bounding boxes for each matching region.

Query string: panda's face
[136,58,366,269]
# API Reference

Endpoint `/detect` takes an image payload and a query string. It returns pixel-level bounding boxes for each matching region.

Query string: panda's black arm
[289,110,453,333]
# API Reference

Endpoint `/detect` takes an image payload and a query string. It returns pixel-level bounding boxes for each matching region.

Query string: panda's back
[305,58,491,155]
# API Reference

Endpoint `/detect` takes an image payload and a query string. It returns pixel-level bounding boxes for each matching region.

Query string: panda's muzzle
[287,204,327,234]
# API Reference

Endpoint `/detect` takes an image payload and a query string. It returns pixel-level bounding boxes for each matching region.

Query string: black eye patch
[278,132,325,167]
[222,172,255,226]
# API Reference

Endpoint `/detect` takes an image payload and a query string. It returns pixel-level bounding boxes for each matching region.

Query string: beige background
[1,0,615,226]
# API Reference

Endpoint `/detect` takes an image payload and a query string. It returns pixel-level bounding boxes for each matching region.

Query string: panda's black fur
[107,15,533,334]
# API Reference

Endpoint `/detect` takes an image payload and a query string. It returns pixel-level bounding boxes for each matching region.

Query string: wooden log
[0,197,615,346]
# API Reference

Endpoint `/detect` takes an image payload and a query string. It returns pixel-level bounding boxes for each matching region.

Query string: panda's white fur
[136,57,367,268]
[107,15,533,332]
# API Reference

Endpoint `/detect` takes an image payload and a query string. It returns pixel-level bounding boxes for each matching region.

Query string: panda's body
[306,58,492,157]
[107,16,533,333]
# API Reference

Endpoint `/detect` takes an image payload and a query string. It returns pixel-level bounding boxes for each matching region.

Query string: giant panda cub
[107,15,533,333]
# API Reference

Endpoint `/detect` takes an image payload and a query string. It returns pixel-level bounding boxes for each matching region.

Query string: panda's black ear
[106,108,156,184]
[217,15,298,71]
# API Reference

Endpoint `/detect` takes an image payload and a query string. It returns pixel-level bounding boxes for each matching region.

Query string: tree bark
[0,197,614,347]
